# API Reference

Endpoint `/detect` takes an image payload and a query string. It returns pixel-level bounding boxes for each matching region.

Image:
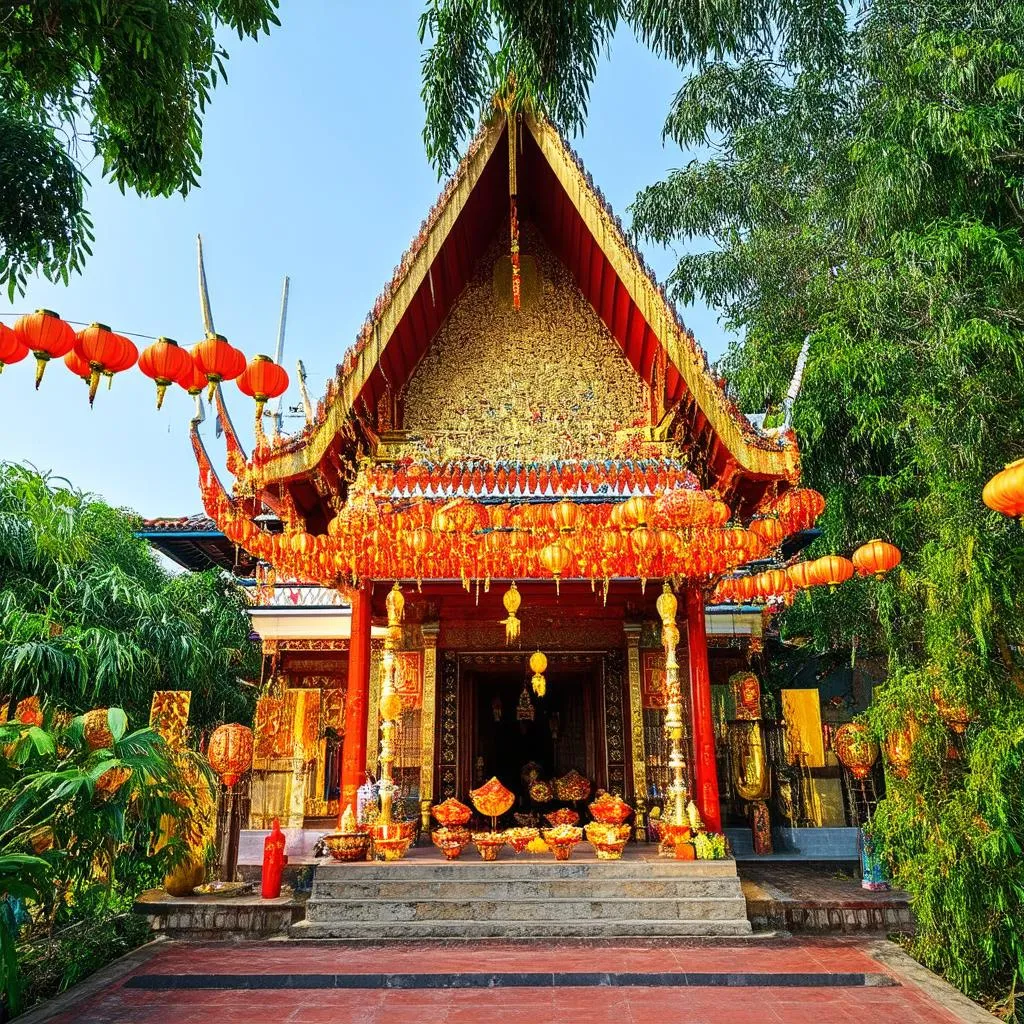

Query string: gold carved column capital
[624,623,647,805]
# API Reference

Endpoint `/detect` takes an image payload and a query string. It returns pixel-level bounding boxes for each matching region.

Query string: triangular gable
[238,115,798,515]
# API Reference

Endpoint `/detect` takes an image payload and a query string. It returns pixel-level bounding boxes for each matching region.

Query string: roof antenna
[197,234,216,337]
[782,335,811,430]
[271,276,290,439]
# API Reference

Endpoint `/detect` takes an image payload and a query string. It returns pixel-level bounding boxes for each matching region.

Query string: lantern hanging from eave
[236,354,289,418]
[529,650,547,697]
[74,323,135,406]
[833,723,879,780]
[207,723,254,788]
[551,499,580,535]
[14,309,76,388]
[192,333,246,398]
[0,322,28,374]
[139,337,194,409]
[63,348,92,383]
[501,581,522,644]
[983,458,1024,518]
[813,554,855,590]
[750,516,784,549]
[852,539,902,580]
[539,541,572,595]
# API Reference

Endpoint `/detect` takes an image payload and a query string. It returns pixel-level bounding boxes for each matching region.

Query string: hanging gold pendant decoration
[508,113,521,310]
[501,581,522,644]
[530,650,547,696]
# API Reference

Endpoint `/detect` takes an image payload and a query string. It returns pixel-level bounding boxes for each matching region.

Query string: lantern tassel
[34,354,47,389]
[155,382,169,410]
[502,611,520,645]
[88,368,101,407]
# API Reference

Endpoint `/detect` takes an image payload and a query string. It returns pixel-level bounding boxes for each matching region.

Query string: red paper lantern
[14,309,76,388]
[786,562,815,589]
[551,500,580,535]
[813,554,855,590]
[139,337,194,409]
[0,322,28,373]
[236,354,289,416]
[983,458,1024,518]
[750,517,784,549]
[192,334,246,397]
[852,540,902,579]
[74,323,135,406]
[207,723,254,788]
[63,348,92,382]
[178,357,208,396]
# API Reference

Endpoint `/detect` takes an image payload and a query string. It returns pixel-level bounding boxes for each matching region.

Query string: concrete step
[290,917,754,939]
[304,896,749,924]
[309,877,743,900]
[309,859,739,882]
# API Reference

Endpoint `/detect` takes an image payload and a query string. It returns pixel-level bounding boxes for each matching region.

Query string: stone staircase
[291,850,752,939]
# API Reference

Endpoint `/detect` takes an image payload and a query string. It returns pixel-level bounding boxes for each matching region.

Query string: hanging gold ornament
[529,650,547,696]
[501,581,522,644]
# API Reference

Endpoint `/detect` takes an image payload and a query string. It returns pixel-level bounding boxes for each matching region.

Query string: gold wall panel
[401,225,651,464]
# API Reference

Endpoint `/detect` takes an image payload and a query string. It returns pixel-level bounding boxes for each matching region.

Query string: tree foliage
[419,0,1024,1006]
[418,0,846,173]
[0,462,259,731]
[0,0,279,298]
[0,706,203,1015]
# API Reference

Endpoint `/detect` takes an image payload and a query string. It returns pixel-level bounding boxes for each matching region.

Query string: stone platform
[292,847,752,940]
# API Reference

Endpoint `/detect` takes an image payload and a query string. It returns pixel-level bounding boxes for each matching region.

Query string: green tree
[0,0,279,298]
[0,462,259,730]
[419,0,1024,1007]
[418,0,845,173]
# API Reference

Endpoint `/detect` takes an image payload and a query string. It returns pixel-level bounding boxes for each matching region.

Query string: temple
[148,112,841,860]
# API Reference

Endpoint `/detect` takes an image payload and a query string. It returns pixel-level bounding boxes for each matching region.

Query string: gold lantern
[501,581,522,644]
[529,650,547,696]
[207,723,254,788]
[833,723,879,780]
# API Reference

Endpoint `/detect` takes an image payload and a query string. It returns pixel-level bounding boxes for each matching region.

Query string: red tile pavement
[44,938,967,1024]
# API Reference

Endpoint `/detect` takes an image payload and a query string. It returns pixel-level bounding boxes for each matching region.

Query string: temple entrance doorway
[462,660,602,806]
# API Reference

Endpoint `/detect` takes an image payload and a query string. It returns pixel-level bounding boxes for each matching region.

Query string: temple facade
[146,113,866,858]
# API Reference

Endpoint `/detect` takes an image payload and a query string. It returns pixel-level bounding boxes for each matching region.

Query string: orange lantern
[178,358,208,397]
[236,354,290,417]
[63,348,92,382]
[812,555,854,590]
[0,322,28,374]
[983,458,1024,518]
[551,500,580,535]
[207,723,254,788]
[750,517,784,549]
[289,531,318,557]
[786,561,815,589]
[833,723,879,780]
[761,568,790,597]
[622,495,652,528]
[101,333,138,388]
[73,323,136,406]
[140,337,194,409]
[539,541,572,593]
[14,309,76,388]
[192,334,246,398]
[852,540,902,579]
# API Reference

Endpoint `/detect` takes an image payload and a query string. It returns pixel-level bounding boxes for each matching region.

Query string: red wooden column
[340,583,372,813]
[685,584,722,832]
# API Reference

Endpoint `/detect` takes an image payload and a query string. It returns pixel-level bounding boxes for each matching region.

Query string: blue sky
[1,2,727,517]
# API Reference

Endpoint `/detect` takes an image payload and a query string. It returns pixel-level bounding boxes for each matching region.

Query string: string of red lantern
[3,310,288,421]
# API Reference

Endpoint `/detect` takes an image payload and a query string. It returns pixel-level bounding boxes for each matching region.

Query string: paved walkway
[24,937,995,1024]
